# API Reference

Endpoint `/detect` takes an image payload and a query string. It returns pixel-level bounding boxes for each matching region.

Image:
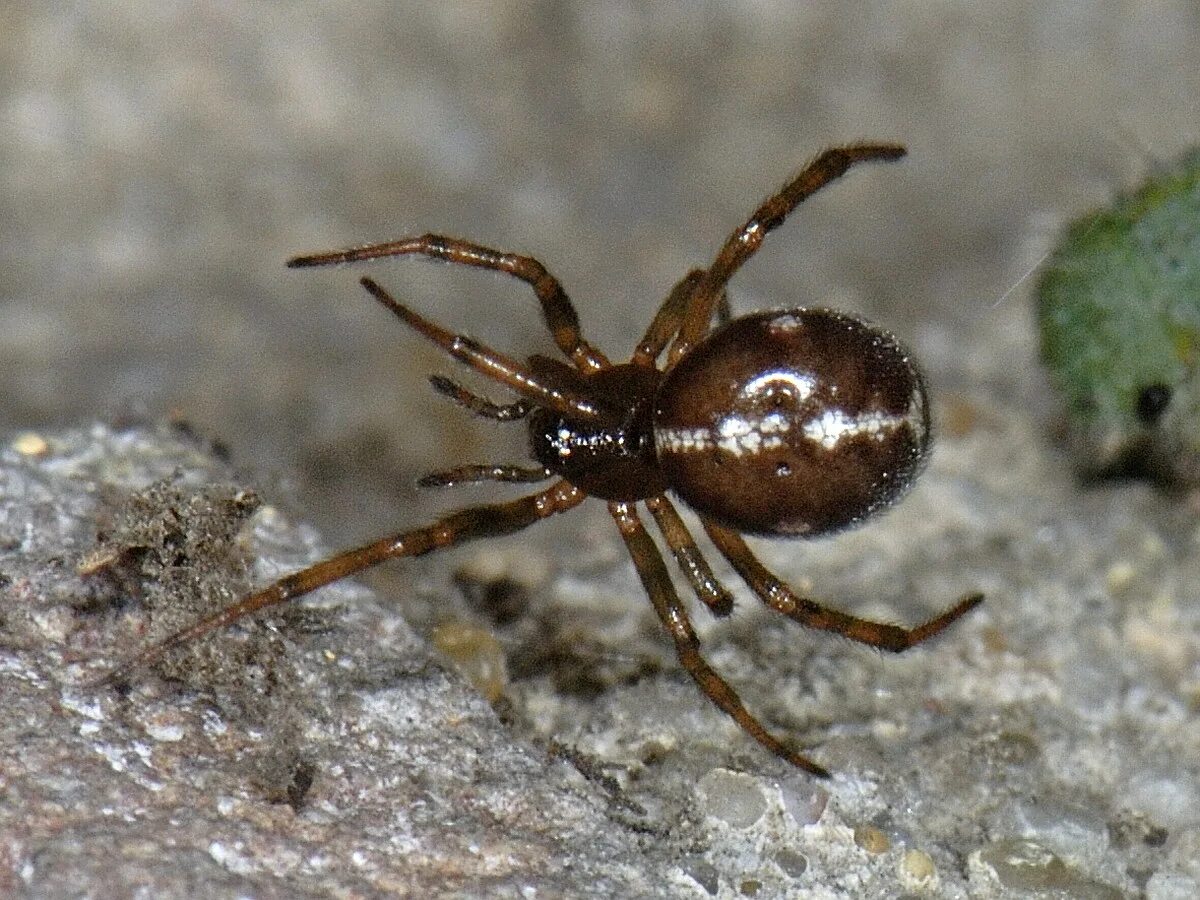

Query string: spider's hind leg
[704,522,983,651]
[609,501,830,777]
[644,495,734,617]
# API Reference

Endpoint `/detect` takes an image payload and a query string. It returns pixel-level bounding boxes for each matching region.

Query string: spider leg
[289,233,609,372]
[418,464,553,488]
[609,501,830,777]
[634,270,704,366]
[94,481,585,686]
[361,277,621,425]
[634,270,730,367]
[669,143,907,364]
[644,495,734,616]
[704,522,983,652]
[429,375,533,421]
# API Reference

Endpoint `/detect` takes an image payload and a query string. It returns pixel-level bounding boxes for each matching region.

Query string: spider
[100,142,982,777]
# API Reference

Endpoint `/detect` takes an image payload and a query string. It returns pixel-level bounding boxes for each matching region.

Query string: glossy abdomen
[652,309,930,537]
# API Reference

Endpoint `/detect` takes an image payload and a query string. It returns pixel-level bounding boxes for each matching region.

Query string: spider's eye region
[653,309,930,538]
[1135,382,1172,425]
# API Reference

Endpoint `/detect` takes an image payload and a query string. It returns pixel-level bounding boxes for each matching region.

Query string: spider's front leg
[358,277,617,425]
[289,233,608,372]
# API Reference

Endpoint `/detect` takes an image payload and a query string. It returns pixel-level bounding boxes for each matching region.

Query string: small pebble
[11,431,49,457]
[1105,561,1135,593]
[11,432,48,458]
[977,838,1122,898]
[772,848,808,878]
[899,848,936,888]
[143,716,186,743]
[430,621,508,703]
[777,779,828,826]
[697,769,767,829]
[854,824,890,854]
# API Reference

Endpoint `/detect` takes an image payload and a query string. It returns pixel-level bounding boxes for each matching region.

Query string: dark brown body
[531,309,929,538]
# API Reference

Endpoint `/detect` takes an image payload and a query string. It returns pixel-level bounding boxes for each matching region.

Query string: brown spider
[100,143,982,777]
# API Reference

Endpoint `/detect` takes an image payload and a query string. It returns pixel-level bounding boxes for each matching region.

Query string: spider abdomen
[652,309,930,537]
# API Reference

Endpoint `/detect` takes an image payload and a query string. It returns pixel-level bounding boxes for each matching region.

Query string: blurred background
[3,1,1199,544]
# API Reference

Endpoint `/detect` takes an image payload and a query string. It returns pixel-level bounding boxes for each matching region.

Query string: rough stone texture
[3,3,1200,898]
[0,423,670,897]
